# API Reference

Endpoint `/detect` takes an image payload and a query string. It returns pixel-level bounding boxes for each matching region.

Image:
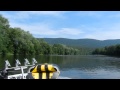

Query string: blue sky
[0,11,120,40]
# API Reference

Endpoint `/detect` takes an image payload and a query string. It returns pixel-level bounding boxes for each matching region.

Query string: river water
[0,55,120,79]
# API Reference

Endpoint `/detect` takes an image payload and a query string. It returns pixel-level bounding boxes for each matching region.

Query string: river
[0,55,120,79]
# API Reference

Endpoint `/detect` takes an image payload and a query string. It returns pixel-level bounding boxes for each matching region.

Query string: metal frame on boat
[0,58,71,79]
[0,58,38,79]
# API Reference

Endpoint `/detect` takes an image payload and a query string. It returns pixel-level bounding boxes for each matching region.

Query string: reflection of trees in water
[0,55,64,68]
[103,57,120,69]
[0,55,19,68]
[56,55,120,70]
[0,55,120,71]
[34,55,64,64]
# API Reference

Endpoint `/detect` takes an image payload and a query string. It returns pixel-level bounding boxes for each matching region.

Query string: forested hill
[39,38,120,48]
[0,14,81,55]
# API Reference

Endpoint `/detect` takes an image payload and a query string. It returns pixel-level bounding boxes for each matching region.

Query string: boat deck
[8,73,71,79]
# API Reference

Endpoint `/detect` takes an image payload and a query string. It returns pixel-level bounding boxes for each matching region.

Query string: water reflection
[0,55,120,79]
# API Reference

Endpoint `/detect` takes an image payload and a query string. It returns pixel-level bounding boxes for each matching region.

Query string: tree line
[92,44,120,56]
[0,14,80,56]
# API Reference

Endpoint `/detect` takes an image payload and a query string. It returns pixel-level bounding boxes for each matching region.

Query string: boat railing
[1,58,38,79]
[4,58,37,70]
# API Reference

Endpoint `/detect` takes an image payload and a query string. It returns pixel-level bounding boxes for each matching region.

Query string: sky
[0,11,120,40]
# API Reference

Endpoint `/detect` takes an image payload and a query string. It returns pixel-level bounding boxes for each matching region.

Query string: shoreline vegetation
[92,44,120,57]
[0,15,80,56]
[1,14,120,57]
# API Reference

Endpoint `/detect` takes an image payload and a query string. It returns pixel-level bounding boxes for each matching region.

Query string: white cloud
[7,17,120,40]
[83,23,120,40]
[10,22,84,37]
[1,11,120,40]
[0,11,66,21]
[58,28,84,35]
[10,22,56,35]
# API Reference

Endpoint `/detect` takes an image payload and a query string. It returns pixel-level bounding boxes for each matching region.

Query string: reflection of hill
[0,55,120,71]
[55,55,120,70]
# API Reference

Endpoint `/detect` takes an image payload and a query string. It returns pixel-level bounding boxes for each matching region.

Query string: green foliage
[0,14,10,28]
[51,44,79,55]
[92,44,120,56]
[2,14,120,56]
[0,14,80,56]
[0,15,10,55]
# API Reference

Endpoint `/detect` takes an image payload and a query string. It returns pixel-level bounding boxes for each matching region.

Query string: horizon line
[35,37,120,41]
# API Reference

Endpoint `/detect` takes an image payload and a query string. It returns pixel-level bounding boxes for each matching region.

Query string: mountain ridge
[37,38,120,48]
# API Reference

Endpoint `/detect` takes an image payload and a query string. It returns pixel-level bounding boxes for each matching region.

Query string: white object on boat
[2,58,71,79]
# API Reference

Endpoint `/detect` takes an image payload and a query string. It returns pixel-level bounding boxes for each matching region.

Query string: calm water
[0,55,120,79]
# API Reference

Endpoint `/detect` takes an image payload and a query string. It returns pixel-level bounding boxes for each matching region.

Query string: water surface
[0,55,120,79]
